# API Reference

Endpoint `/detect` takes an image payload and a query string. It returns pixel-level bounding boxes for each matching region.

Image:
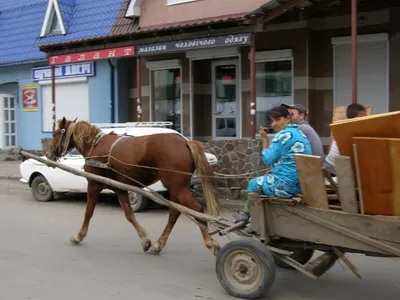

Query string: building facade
[0,0,132,151]
[29,0,398,160]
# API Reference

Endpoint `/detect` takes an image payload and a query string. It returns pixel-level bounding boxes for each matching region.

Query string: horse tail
[187,140,220,217]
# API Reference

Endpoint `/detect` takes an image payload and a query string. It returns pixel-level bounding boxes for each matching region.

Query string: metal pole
[51,65,56,132]
[351,0,358,104]
[136,57,142,122]
[249,34,256,139]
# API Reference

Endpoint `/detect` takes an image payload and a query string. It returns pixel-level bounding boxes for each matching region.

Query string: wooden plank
[330,111,400,172]
[389,139,400,216]
[263,200,400,244]
[334,156,359,213]
[15,149,221,223]
[353,137,400,216]
[295,154,329,209]
[265,203,400,256]
[353,144,365,214]
[282,205,400,257]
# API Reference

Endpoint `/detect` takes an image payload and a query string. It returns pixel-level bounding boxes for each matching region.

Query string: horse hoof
[70,236,82,245]
[147,244,162,255]
[141,239,152,252]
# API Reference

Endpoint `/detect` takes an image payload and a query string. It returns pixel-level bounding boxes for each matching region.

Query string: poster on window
[22,84,38,112]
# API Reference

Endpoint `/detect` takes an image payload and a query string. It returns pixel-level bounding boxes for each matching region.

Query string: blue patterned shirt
[261,124,312,188]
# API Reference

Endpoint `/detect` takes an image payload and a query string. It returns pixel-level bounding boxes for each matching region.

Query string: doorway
[211,60,240,140]
[0,94,17,148]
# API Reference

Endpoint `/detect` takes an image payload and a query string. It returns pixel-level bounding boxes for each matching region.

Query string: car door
[57,149,88,192]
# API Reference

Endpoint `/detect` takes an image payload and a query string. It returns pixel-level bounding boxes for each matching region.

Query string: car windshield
[67,148,81,156]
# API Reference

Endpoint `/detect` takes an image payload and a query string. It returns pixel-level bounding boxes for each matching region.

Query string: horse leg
[148,188,220,256]
[70,180,102,244]
[147,207,181,255]
[116,190,151,252]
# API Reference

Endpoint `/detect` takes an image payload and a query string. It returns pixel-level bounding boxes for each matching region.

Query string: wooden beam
[262,0,307,23]
[300,0,341,20]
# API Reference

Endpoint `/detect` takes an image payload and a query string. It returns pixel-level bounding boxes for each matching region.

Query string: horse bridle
[50,123,76,160]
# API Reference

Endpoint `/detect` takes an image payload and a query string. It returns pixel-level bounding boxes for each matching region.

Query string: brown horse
[46,117,221,255]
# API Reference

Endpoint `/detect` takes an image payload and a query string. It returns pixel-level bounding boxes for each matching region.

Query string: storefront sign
[32,62,95,81]
[136,33,251,55]
[48,46,135,65]
[22,84,38,112]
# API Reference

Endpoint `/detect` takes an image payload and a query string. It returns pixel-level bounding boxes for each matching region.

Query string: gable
[125,0,143,18]
[40,0,67,37]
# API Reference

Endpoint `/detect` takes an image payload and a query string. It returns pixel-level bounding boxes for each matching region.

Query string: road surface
[0,180,399,300]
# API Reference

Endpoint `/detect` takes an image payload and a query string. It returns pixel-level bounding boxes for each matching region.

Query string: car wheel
[31,175,54,202]
[128,191,149,212]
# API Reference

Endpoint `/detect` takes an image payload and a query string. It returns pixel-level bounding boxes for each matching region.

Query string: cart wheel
[128,192,149,212]
[31,175,54,202]
[216,238,276,299]
[274,249,315,269]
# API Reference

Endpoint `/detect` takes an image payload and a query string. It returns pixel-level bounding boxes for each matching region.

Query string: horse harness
[84,132,127,170]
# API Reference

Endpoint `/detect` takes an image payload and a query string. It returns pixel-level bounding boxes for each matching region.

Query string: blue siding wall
[0,59,122,150]
[0,63,49,150]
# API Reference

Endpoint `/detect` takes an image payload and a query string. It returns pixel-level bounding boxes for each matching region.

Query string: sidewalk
[0,160,21,180]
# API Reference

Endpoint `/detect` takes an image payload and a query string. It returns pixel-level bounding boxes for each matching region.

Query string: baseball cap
[280,103,308,115]
[265,106,290,117]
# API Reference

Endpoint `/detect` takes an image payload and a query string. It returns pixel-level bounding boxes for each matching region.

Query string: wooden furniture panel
[334,156,359,214]
[330,111,400,172]
[295,154,329,209]
[352,137,400,216]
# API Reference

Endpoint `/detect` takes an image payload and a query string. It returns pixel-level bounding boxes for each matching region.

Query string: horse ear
[61,117,66,127]
[73,118,78,123]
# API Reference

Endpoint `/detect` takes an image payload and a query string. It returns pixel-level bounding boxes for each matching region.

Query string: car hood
[22,156,48,166]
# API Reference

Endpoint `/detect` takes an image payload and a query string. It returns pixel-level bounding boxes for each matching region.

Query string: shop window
[151,68,181,133]
[255,60,293,134]
[41,82,89,132]
[167,0,197,5]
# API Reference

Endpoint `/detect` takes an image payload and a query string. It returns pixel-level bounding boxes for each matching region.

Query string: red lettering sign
[22,84,38,112]
[48,46,135,65]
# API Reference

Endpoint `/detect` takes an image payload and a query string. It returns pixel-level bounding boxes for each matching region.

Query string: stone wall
[202,139,265,189]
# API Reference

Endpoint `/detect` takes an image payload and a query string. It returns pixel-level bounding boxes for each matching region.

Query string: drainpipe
[249,33,256,139]
[51,65,56,132]
[136,57,142,122]
[108,60,115,123]
[351,0,358,104]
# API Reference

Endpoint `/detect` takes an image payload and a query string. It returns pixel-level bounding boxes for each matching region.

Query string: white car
[19,122,218,212]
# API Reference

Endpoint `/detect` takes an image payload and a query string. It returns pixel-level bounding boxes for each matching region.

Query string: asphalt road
[1,180,399,300]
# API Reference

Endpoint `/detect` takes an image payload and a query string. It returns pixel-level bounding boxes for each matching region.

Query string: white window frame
[211,59,241,141]
[147,59,183,134]
[40,0,66,37]
[188,48,242,140]
[0,94,17,149]
[39,77,88,132]
[251,49,294,138]
[167,0,197,6]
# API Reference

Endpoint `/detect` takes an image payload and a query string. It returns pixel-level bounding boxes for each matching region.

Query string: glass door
[212,60,240,140]
[0,94,17,148]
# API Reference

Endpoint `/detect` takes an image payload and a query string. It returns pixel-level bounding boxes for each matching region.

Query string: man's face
[288,108,304,124]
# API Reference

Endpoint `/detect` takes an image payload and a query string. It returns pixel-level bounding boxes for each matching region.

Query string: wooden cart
[214,153,400,299]
[14,149,400,300]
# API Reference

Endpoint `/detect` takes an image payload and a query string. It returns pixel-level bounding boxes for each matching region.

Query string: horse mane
[72,121,101,149]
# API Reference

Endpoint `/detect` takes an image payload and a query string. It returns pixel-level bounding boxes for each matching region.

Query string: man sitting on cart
[233,105,312,232]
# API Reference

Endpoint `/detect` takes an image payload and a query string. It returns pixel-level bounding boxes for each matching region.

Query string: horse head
[46,117,78,161]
